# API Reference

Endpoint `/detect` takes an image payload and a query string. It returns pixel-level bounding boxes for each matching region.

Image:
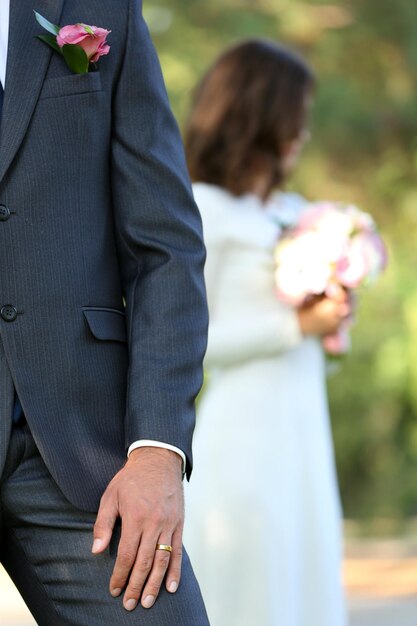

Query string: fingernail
[168,581,178,593]
[92,539,103,553]
[124,598,137,611]
[111,588,122,597]
[142,595,155,609]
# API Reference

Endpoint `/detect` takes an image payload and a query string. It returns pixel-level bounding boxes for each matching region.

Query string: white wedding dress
[184,183,347,626]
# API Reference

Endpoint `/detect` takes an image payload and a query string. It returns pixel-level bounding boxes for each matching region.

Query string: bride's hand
[297,292,352,337]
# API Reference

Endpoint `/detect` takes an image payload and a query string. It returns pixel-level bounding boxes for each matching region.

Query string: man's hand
[92,447,184,611]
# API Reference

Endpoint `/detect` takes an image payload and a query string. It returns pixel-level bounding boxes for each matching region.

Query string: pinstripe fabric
[1,423,209,626]
[0,334,13,477]
[0,0,208,513]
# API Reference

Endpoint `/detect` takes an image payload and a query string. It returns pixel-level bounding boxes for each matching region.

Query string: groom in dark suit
[0,1,209,624]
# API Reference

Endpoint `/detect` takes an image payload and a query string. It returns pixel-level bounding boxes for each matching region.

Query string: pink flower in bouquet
[336,231,387,288]
[303,204,353,239]
[335,236,369,288]
[363,231,388,279]
[322,325,352,355]
[297,203,356,264]
[57,24,111,63]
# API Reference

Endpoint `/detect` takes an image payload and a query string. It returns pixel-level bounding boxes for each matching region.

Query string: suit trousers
[0,339,209,626]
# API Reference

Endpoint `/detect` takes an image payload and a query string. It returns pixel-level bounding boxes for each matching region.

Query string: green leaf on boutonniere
[62,44,89,75]
[36,34,62,55]
[34,11,60,36]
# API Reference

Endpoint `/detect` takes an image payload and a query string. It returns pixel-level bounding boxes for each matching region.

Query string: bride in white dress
[184,41,350,626]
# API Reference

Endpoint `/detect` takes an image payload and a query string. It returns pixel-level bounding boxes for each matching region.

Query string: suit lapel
[0,0,65,184]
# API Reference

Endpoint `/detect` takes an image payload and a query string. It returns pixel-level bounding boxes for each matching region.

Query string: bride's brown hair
[185,39,314,200]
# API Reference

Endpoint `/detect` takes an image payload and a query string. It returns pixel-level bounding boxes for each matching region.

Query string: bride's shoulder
[192,183,242,241]
[193,182,235,211]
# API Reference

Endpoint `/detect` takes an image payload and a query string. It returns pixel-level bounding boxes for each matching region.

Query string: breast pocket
[39,72,103,100]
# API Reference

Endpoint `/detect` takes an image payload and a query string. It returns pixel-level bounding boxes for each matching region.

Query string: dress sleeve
[202,232,303,370]
[205,305,302,369]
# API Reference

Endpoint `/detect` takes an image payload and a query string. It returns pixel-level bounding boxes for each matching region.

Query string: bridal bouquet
[274,202,387,355]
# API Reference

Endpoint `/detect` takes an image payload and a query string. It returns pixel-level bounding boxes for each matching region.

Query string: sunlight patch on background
[144,6,173,34]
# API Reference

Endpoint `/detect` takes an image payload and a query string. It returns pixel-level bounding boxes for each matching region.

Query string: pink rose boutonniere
[35,11,111,74]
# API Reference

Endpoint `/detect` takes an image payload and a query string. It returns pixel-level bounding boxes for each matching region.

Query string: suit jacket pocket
[82,307,127,343]
[39,72,103,100]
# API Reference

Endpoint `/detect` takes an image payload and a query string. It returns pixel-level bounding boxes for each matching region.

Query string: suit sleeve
[110,0,208,480]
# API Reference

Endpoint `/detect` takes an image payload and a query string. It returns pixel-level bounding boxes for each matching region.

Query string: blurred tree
[145,0,417,522]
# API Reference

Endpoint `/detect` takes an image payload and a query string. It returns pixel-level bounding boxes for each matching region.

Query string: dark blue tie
[0,81,24,424]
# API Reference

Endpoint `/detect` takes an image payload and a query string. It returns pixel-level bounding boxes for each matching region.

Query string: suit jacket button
[1,305,18,322]
[0,205,11,221]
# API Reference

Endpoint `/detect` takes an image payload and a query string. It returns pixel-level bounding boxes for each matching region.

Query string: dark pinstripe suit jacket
[0,0,208,511]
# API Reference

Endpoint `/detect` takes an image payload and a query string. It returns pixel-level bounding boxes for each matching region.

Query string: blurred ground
[345,536,417,626]
[2,535,417,626]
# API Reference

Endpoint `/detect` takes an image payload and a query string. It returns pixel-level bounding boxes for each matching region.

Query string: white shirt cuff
[127,440,186,476]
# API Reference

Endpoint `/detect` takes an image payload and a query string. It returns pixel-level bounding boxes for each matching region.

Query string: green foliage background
[145,0,417,521]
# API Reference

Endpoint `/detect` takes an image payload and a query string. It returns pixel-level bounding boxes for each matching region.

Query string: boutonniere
[34,12,111,75]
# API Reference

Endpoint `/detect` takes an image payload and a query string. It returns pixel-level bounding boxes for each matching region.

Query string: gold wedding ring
[156,543,173,553]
